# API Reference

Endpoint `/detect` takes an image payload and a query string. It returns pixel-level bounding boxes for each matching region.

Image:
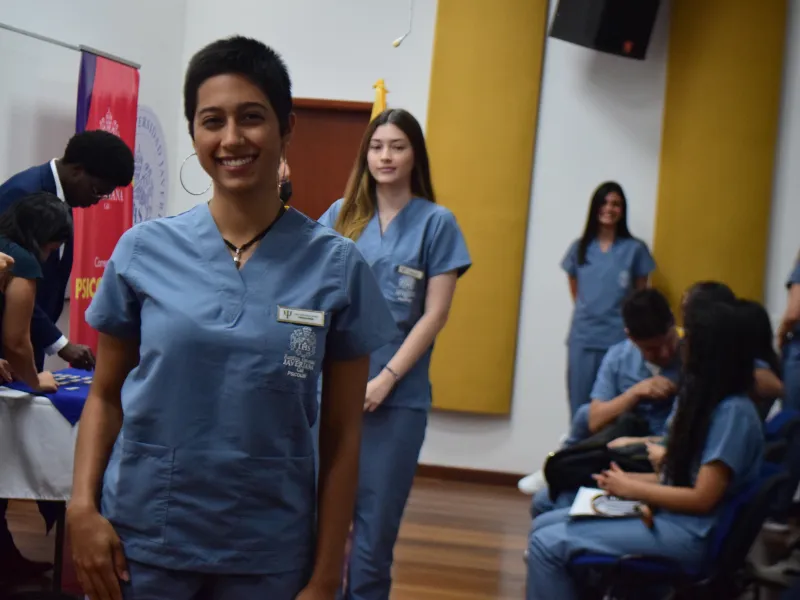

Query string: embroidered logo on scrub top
[284,327,317,379]
[396,265,423,304]
[618,270,630,289]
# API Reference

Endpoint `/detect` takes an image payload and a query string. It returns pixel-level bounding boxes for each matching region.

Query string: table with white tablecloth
[0,386,78,501]
[0,369,90,592]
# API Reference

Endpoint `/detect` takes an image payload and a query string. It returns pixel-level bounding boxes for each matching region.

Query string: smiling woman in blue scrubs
[526,297,763,599]
[66,36,397,600]
[319,108,471,600]
[562,182,655,420]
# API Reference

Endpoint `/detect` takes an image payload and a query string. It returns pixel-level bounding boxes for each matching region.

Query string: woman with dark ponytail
[525,298,764,599]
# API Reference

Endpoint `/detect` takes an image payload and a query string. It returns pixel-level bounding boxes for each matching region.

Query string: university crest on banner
[134,105,168,224]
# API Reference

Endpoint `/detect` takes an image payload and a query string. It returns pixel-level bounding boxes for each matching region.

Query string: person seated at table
[525,297,764,600]
[530,289,681,516]
[0,191,71,583]
[0,129,133,374]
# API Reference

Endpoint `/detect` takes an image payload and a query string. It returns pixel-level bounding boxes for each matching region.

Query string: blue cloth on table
[5,367,90,425]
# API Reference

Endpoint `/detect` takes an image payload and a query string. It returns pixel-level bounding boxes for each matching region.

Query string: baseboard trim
[416,464,524,487]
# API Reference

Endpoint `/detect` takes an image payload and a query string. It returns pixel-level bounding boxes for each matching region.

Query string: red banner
[70,52,140,351]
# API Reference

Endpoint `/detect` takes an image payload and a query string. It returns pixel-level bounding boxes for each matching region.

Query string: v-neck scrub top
[319,197,472,411]
[85,204,398,575]
[562,237,655,350]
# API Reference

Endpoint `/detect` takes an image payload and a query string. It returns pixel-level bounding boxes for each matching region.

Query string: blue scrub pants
[783,337,800,412]
[564,404,592,447]
[566,345,607,420]
[341,406,427,600]
[530,489,576,518]
[120,560,309,599]
[525,508,705,600]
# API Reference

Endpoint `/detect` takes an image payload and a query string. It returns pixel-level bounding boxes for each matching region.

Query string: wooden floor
[7,477,531,598]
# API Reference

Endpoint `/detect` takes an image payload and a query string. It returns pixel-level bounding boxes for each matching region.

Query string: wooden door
[288,99,372,220]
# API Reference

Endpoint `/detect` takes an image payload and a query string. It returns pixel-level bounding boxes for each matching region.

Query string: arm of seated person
[627,472,660,483]
[587,350,632,433]
[2,276,47,391]
[607,435,665,449]
[596,401,754,514]
[624,462,731,514]
[590,376,676,433]
[594,461,730,514]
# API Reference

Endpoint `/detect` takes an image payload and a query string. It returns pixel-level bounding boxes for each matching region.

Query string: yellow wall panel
[426,0,548,414]
[652,1,787,312]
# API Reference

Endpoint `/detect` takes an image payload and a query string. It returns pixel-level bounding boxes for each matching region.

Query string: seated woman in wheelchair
[525,296,764,600]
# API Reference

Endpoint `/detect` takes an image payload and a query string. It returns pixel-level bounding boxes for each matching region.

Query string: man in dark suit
[0,130,133,582]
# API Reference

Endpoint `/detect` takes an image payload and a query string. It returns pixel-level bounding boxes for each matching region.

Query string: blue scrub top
[788,257,800,335]
[590,338,680,436]
[319,197,471,410]
[562,237,655,350]
[85,204,397,575]
[659,395,763,538]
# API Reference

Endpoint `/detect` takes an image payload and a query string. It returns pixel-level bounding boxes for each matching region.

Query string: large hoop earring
[279,148,288,180]
[179,153,212,196]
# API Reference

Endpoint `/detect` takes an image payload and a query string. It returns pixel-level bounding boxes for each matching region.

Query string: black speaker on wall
[549,0,661,60]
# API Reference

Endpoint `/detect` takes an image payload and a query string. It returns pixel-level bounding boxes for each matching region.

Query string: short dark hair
[0,192,73,259]
[683,280,735,310]
[183,36,292,138]
[622,288,674,340]
[62,130,134,186]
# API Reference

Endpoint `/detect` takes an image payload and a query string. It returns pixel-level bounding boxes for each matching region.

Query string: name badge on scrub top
[395,265,424,304]
[277,306,326,327]
[397,265,424,280]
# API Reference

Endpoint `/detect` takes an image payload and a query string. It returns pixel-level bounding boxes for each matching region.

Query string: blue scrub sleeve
[427,211,471,278]
[326,242,397,361]
[561,240,578,277]
[700,401,760,479]
[632,241,656,278]
[589,345,622,401]
[754,358,770,370]
[85,227,141,338]
[787,257,800,288]
[318,199,343,230]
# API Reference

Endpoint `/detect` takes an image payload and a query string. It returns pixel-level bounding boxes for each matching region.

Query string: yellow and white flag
[371,79,388,121]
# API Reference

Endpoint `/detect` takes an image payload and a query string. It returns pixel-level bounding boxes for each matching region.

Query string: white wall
[765,1,800,325]
[0,0,187,190]
[0,0,188,370]
[175,0,672,473]
[420,1,671,473]
[10,0,792,475]
[172,0,438,215]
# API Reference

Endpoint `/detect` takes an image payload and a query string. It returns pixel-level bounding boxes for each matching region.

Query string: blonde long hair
[335,109,436,240]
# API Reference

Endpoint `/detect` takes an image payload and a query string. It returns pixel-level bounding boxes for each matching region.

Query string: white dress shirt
[45,159,69,355]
